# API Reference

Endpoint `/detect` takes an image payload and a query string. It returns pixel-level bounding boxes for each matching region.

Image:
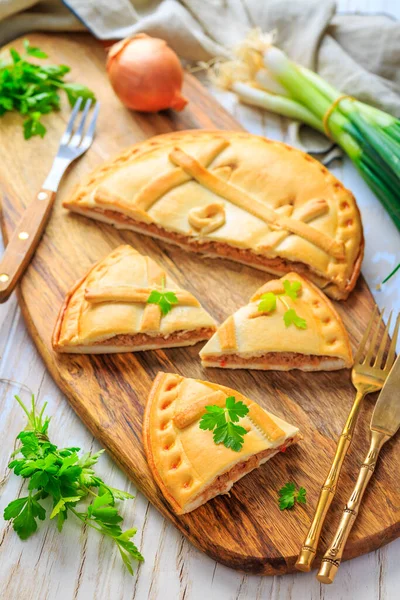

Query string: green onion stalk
[210,31,400,283]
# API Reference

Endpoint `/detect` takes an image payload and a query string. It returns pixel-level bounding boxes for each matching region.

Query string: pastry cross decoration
[93,140,345,259]
[217,316,238,351]
[169,148,344,259]
[95,138,345,260]
[171,386,286,442]
[84,258,199,332]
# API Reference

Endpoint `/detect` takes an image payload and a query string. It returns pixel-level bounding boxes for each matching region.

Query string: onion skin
[106,34,188,113]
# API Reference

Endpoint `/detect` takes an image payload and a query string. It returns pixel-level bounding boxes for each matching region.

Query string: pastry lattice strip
[84,257,199,333]
[172,386,286,442]
[94,140,344,260]
[169,148,344,259]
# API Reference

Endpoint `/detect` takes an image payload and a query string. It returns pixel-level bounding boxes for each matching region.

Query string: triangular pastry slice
[200,272,352,371]
[52,245,216,353]
[63,130,364,300]
[143,372,301,514]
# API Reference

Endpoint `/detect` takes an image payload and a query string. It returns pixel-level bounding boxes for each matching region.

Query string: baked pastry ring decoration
[188,202,225,235]
[52,245,216,353]
[143,372,301,514]
[64,130,364,300]
[200,272,353,371]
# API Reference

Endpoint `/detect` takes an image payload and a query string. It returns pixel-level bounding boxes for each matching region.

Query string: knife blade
[371,354,400,436]
[317,351,400,584]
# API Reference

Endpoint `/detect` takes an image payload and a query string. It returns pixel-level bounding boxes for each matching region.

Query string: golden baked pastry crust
[200,272,353,371]
[52,245,216,353]
[64,130,364,300]
[143,372,301,514]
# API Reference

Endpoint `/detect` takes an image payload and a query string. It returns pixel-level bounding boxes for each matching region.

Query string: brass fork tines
[295,308,399,572]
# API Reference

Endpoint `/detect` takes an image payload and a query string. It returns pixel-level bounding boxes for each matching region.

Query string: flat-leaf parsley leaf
[23,39,48,59]
[0,39,96,139]
[257,279,307,329]
[199,396,249,452]
[147,288,179,316]
[3,394,143,574]
[278,482,307,510]
[283,308,307,329]
[258,292,276,313]
[283,279,302,300]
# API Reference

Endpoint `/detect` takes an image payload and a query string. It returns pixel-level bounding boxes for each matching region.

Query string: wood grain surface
[0,33,399,576]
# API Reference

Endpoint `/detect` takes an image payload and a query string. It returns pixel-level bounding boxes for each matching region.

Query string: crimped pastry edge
[143,372,302,515]
[52,245,216,352]
[64,204,364,301]
[63,129,364,300]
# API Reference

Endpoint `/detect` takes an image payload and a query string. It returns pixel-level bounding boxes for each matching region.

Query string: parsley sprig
[3,395,143,574]
[258,279,307,329]
[278,482,307,510]
[146,278,179,316]
[0,40,96,139]
[199,396,249,452]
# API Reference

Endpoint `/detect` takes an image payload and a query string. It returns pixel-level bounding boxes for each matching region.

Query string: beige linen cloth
[0,0,399,117]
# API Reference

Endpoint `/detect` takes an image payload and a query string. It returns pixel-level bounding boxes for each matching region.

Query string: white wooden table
[1,1,399,598]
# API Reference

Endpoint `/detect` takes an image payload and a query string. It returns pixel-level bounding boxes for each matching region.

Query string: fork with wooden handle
[296,307,398,572]
[0,97,99,303]
[318,350,400,583]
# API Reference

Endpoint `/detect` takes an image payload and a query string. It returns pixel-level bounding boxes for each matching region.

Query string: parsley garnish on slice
[278,482,307,510]
[257,279,307,329]
[147,278,179,316]
[283,308,307,329]
[282,280,302,300]
[0,39,96,139]
[3,395,143,574]
[258,291,276,313]
[147,290,179,315]
[199,396,249,452]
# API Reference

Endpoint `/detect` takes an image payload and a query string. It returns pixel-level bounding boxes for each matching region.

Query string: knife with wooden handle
[317,354,400,584]
[0,98,99,303]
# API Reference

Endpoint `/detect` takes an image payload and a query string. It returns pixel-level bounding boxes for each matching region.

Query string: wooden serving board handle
[0,188,56,303]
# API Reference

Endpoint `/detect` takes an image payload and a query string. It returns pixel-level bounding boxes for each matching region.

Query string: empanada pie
[200,272,352,371]
[64,130,363,300]
[52,245,216,353]
[144,372,301,514]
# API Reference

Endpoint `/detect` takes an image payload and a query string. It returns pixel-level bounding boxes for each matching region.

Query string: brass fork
[296,307,399,572]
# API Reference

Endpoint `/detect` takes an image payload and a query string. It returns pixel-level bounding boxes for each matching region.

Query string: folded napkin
[1,0,399,117]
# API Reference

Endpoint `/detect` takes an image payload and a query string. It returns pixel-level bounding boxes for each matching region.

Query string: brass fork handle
[296,390,365,571]
[317,430,389,584]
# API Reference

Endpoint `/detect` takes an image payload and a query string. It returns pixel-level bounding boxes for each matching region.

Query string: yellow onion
[106,34,188,112]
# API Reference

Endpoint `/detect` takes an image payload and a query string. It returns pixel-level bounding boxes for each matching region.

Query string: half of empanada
[63,130,364,300]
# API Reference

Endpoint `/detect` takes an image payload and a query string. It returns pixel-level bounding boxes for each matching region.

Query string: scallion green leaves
[211,31,400,284]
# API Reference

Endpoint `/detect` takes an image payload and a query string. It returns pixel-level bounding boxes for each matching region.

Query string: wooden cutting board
[1,33,399,576]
